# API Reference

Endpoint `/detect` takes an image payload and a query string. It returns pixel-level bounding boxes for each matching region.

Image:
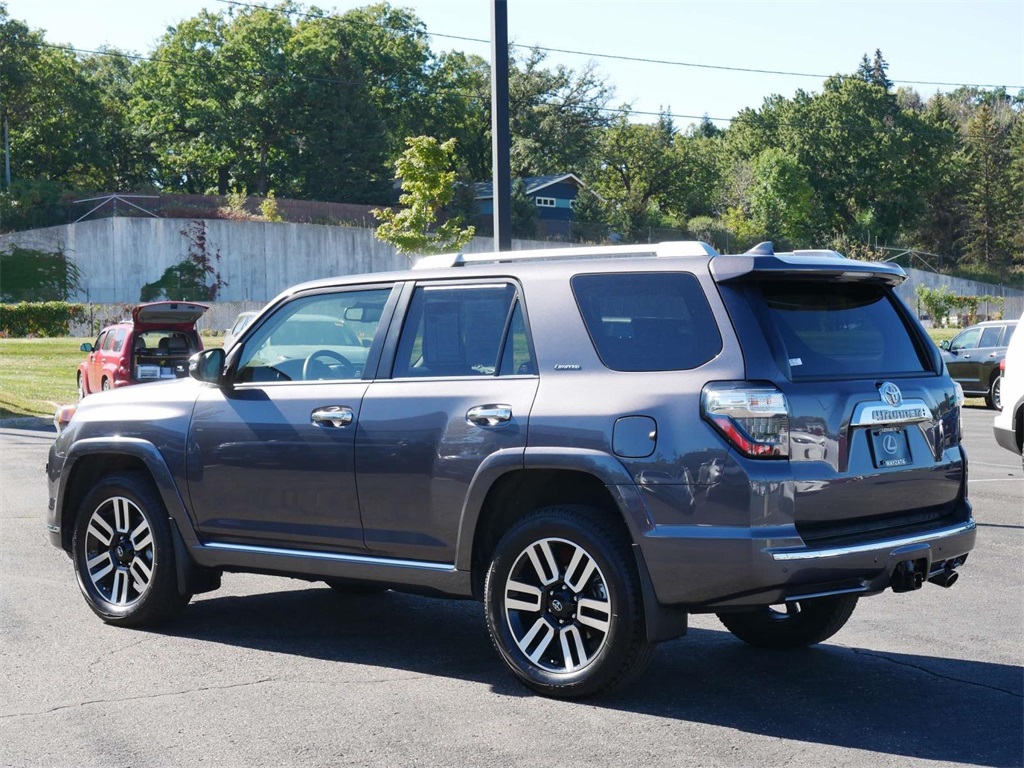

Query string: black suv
[939,319,1017,409]
[46,241,975,698]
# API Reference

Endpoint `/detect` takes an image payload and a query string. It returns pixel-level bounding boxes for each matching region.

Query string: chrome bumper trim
[203,541,456,572]
[769,519,976,561]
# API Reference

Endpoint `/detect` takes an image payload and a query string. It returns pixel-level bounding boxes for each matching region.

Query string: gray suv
[46,241,976,698]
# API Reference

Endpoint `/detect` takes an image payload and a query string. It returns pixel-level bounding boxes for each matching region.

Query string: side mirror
[189,348,226,385]
[939,340,950,350]
[80,342,94,352]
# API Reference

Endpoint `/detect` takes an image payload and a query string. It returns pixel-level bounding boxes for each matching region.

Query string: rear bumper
[993,407,1021,455]
[636,500,976,609]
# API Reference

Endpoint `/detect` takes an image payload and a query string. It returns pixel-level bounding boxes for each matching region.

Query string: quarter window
[572,273,722,372]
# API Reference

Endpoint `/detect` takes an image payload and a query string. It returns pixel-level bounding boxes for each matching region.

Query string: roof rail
[411,240,719,269]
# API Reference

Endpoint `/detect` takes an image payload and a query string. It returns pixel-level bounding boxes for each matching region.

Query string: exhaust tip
[928,569,959,588]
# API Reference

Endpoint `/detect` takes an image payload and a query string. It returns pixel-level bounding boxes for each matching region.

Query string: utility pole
[490,0,512,252]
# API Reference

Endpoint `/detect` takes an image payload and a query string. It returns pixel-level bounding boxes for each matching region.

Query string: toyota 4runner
[46,241,975,698]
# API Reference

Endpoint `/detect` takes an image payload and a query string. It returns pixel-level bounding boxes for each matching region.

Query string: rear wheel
[484,505,652,698]
[71,471,191,626]
[985,373,1001,410]
[716,595,858,649]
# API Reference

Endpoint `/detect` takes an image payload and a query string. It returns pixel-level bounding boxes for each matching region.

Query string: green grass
[0,333,223,419]
[0,329,977,420]
[0,337,84,418]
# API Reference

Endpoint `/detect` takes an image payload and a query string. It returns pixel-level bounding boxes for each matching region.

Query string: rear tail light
[1000,359,1006,373]
[701,382,789,458]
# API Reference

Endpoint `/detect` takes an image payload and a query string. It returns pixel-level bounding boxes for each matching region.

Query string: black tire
[985,374,1001,410]
[716,595,858,649]
[71,471,191,627]
[77,372,85,400]
[484,505,653,698]
[323,578,385,595]
[101,378,111,392]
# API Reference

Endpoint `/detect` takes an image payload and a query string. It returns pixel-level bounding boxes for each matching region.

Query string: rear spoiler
[710,252,907,286]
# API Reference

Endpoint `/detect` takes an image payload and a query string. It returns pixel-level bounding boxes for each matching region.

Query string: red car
[77,302,208,398]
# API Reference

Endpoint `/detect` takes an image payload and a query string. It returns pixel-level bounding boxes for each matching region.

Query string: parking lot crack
[0,677,277,720]
[847,648,1022,697]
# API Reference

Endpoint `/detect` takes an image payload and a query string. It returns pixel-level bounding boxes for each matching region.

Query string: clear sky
[7,0,1024,127]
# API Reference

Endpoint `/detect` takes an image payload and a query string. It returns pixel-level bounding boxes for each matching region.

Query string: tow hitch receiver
[891,558,928,592]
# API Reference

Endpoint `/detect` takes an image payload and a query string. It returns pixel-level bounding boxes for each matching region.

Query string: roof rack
[411,240,719,270]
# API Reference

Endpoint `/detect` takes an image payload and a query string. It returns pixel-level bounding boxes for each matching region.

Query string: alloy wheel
[503,537,612,673]
[82,496,156,607]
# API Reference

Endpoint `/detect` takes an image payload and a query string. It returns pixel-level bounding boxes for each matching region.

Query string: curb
[0,416,57,433]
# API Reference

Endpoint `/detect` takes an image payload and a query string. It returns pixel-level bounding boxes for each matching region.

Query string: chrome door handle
[961,354,971,359]
[311,406,354,427]
[467,405,512,426]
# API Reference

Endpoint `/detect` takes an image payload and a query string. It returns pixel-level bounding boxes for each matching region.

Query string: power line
[218,0,1024,92]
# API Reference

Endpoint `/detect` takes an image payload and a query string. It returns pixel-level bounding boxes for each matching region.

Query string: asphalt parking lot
[1,406,1020,768]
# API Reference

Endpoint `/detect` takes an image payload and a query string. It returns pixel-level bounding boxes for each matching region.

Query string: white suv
[993,312,1024,470]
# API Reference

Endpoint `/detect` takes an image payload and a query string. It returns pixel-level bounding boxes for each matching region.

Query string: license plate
[869,427,911,468]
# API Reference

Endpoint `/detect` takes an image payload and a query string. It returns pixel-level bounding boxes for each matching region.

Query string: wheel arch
[454,449,688,643]
[59,438,194,552]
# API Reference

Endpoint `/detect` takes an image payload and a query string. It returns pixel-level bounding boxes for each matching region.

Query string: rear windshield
[753,282,928,378]
[571,272,722,371]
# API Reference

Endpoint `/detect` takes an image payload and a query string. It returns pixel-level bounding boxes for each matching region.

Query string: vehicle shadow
[163,586,1023,768]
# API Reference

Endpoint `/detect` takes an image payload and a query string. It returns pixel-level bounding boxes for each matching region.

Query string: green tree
[510,178,538,240]
[0,6,108,188]
[507,47,612,178]
[80,49,154,191]
[287,12,390,203]
[960,104,1013,266]
[373,136,475,257]
[589,111,680,241]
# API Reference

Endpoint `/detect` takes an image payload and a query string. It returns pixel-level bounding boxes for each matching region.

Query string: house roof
[473,173,586,200]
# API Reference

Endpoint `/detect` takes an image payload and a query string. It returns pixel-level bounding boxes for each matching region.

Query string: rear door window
[571,272,722,371]
[393,283,520,378]
[979,326,1004,348]
[753,282,929,379]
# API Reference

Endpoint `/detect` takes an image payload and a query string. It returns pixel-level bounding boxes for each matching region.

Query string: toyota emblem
[879,382,902,407]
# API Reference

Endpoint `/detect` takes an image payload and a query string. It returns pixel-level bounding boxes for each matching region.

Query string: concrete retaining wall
[0,218,559,304]
[3,219,1021,320]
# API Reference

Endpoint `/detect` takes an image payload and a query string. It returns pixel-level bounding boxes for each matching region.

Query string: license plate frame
[869,426,911,468]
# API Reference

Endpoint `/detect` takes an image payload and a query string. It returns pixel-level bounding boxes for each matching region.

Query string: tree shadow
[163,586,1023,767]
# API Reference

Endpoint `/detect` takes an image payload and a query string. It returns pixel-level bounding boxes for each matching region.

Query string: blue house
[474,174,588,239]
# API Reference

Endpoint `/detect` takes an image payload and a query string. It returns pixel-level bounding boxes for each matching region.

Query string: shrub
[0,302,88,337]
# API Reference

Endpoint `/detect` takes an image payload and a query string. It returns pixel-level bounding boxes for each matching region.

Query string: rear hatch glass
[754,282,929,379]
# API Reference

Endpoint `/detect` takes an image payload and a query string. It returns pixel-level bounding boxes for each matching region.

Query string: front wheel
[77,372,86,400]
[484,505,652,698]
[716,595,858,649]
[71,471,191,627]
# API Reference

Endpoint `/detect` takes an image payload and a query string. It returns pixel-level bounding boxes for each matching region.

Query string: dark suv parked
[939,319,1017,409]
[46,242,975,698]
